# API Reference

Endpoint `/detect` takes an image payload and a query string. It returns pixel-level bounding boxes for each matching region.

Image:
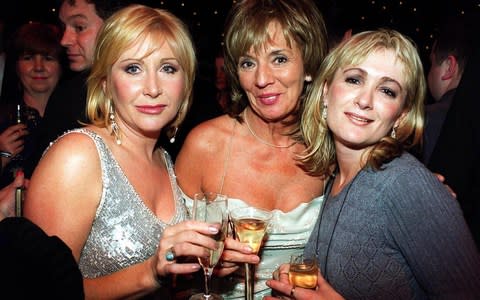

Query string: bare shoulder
[175,115,235,193]
[35,130,99,174]
[24,127,104,252]
[181,115,235,154]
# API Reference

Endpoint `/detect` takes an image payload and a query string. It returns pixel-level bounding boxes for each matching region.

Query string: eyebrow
[343,67,404,90]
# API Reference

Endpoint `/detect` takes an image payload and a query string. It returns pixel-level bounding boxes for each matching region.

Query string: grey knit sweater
[304,152,480,299]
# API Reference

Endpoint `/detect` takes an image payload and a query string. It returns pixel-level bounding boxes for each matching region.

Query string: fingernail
[208,226,219,233]
[244,245,253,252]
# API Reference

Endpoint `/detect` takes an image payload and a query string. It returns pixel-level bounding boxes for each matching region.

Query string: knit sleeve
[383,164,480,298]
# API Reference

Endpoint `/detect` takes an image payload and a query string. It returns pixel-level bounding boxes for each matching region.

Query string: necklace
[243,110,295,148]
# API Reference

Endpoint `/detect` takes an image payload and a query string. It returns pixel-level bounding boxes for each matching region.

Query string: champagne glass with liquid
[288,254,318,289]
[190,192,228,300]
[230,207,272,300]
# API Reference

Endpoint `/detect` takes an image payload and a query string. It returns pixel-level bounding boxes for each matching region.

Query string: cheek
[48,64,62,79]
[16,62,30,76]
[379,102,405,125]
[326,83,349,107]
[169,79,187,107]
[111,75,137,102]
[238,72,252,91]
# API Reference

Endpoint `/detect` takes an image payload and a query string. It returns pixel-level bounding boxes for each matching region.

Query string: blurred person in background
[23,0,132,178]
[0,22,64,187]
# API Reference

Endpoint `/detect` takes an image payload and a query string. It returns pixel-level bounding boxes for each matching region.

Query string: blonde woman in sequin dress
[24,5,220,299]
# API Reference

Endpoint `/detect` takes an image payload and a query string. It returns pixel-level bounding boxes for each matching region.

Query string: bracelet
[0,151,12,158]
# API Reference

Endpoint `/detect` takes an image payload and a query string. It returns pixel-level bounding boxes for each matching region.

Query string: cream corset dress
[183,195,323,299]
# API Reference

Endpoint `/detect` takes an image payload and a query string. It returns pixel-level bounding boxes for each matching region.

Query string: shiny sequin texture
[57,129,189,278]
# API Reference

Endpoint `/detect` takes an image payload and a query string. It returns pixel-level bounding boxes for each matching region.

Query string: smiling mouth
[347,113,371,124]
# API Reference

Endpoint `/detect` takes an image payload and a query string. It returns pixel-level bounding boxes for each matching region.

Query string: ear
[342,28,353,42]
[394,109,408,129]
[440,55,458,80]
[102,79,109,98]
[322,82,329,106]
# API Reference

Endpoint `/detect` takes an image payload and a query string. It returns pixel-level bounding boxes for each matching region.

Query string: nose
[60,28,74,48]
[254,62,274,88]
[143,72,161,98]
[33,55,46,71]
[354,89,373,110]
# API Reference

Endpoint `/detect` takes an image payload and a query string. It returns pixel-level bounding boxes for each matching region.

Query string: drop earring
[169,126,178,143]
[109,103,121,145]
[390,127,397,139]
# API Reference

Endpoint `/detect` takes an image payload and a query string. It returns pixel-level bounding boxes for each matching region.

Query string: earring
[109,104,121,145]
[322,103,327,120]
[390,127,397,139]
[305,75,312,82]
[169,126,178,143]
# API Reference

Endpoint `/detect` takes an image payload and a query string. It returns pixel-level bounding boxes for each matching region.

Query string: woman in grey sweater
[266,29,480,299]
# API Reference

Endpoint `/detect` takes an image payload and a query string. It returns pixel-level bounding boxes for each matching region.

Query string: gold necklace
[243,110,295,148]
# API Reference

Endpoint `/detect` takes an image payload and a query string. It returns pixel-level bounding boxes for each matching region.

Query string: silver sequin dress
[57,129,189,278]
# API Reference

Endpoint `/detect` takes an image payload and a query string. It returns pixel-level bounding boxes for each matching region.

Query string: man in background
[424,14,479,248]
[24,0,131,177]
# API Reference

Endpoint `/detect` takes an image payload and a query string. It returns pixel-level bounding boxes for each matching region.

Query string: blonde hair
[300,29,426,176]
[86,4,196,140]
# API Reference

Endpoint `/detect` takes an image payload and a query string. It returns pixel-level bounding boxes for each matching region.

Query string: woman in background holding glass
[0,22,64,185]
[175,0,328,298]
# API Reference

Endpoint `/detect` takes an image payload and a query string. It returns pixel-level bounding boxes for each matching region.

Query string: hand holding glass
[190,192,228,300]
[230,207,272,300]
[289,254,318,289]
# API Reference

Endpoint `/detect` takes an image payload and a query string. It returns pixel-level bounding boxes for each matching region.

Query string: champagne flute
[190,192,228,300]
[288,254,318,289]
[230,207,272,300]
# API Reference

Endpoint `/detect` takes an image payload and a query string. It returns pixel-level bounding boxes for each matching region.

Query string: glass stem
[245,263,254,300]
[204,268,212,297]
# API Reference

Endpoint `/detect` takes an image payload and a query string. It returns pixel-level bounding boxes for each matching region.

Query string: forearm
[83,257,159,300]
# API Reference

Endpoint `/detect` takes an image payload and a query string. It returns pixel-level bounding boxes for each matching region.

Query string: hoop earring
[169,126,178,144]
[390,127,397,139]
[109,104,121,145]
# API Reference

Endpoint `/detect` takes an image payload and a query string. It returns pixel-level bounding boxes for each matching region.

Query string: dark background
[2,0,479,75]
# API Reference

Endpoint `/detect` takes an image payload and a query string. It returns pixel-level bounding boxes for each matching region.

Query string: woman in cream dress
[176,0,328,298]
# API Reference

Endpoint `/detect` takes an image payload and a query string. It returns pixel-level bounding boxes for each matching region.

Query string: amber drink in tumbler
[289,254,318,289]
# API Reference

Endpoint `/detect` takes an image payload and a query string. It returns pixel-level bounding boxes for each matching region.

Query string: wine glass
[190,192,228,300]
[288,254,318,289]
[230,206,272,300]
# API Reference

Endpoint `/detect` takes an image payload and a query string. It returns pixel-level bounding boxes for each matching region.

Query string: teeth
[351,115,369,122]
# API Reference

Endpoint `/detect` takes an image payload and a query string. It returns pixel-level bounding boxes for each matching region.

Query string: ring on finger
[290,287,296,298]
[165,247,176,262]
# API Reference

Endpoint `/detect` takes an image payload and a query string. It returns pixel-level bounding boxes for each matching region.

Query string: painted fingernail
[208,226,219,233]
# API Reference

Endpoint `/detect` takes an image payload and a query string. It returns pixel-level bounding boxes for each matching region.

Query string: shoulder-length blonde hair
[300,29,426,176]
[86,4,196,140]
[223,0,328,127]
